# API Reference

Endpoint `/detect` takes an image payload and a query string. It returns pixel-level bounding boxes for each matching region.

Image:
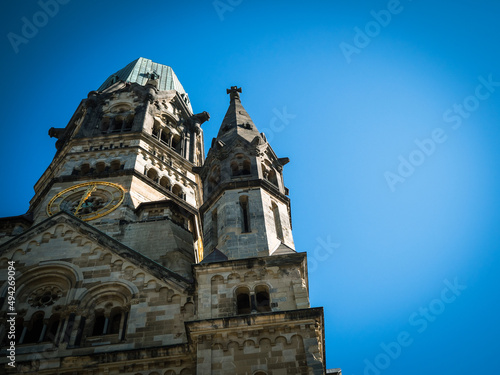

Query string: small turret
[199,87,295,260]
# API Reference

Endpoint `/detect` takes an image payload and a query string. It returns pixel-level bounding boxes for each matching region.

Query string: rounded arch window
[147,168,159,182]
[95,162,106,174]
[231,161,239,176]
[124,114,134,131]
[172,184,184,199]
[171,134,181,153]
[92,309,106,336]
[80,283,133,343]
[23,311,45,344]
[160,128,171,145]
[160,176,171,190]
[109,306,124,334]
[111,116,124,132]
[235,286,251,315]
[242,159,251,175]
[80,163,90,175]
[110,160,121,172]
[268,169,279,186]
[255,285,271,312]
[152,122,161,138]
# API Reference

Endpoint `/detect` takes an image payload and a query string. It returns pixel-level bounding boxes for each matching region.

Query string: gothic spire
[216,86,262,144]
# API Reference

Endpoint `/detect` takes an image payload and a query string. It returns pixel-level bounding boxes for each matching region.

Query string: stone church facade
[0,58,337,374]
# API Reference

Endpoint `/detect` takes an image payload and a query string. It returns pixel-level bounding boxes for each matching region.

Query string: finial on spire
[226,86,242,101]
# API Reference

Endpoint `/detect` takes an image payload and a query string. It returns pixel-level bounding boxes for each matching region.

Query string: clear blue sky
[1,0,500,373]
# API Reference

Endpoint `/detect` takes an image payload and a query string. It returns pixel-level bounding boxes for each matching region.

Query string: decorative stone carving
[27,286,63,308]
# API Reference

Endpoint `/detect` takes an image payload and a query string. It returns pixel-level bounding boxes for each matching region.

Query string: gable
[0,212,193,298]
[0,212,196,353]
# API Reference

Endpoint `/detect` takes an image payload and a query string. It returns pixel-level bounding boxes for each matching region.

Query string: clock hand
[73,184,97,216]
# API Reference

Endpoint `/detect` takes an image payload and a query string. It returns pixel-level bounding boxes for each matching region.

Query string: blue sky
[1,0,500,373]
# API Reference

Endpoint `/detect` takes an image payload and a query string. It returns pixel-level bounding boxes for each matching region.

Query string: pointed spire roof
[216,86,262,144]
[97,57,192,111]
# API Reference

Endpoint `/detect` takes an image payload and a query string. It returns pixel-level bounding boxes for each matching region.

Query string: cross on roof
[226,86,242,101]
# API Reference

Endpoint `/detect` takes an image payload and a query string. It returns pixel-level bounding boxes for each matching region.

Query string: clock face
[47,182,125,221]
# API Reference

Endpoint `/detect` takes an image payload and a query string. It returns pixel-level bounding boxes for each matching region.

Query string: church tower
[0,59,334,375]
[27,57,209,277]
[198,86,294,260]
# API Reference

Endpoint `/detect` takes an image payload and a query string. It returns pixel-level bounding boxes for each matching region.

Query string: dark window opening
[242,160,251,175]
[23,313,44,344]
[240,196,251,233]
[160,177,171,190]
[231,161,239,176]
[109,312,122,334]
[95,162,106,174]
[255,285,271,312]
[272,202,283,241]
[236,288,251,315]
[147,168,159,183]
[80,164,90,175]
[268,169,279,186]
[110,160,121,172]
[92,314,106,336]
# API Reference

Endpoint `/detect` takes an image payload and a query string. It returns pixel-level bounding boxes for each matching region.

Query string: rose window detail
[28,286,63,308]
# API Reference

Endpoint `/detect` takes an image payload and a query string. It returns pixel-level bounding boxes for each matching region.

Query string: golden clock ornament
[47,182,125,221]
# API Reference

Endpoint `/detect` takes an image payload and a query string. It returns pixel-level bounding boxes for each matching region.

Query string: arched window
[80,163,90,175]
[231,155,251,177]
[160,176,171,190]
[272,202,284,241]
[14,266,74,346]
[110,160,121,172]
[152,123,161,139]
[109,307,123,334]
[239,195,251,233]
[45,314,62,343]
[242,159,251,175]
[147,168,159,183]
[255,285,271,312]
[235,287,251,315]
[161,129,171,145]
[231,161,239,176]
[81,284,132,344]
[95,162,106,174]
[123,114,134,131]
[172,135,181,153]
[111,116,124,133]
[23,312,45,344]
[92,311,106,336]
[90,307,124,336]
[172,184,184,199]
[268,169,279,186]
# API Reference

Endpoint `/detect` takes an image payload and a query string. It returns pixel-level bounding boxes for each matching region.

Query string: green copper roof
[98,57,188,95]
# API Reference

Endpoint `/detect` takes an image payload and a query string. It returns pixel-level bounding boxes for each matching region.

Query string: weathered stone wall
[112,219,195,280]
[0,217,195,374]
[203,188,270,260]
[260,189,295,252]
[187,309,325,375]
[195,253,310,320]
